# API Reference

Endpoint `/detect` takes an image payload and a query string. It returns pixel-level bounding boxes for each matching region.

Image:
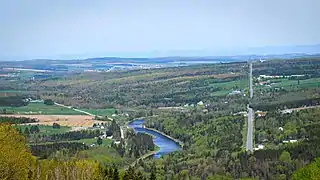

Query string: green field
[0,102,84,115]
[79,108,116,116]
[15,124,71,135]
[266,77,320,89]
[209,79,248,97]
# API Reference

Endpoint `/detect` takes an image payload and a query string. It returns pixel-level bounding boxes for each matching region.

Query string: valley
[1,57,320,179]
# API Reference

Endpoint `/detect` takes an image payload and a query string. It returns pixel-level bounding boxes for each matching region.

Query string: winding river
[128,119,181,158]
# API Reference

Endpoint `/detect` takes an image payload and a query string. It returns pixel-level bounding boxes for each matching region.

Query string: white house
[197,101,204,106]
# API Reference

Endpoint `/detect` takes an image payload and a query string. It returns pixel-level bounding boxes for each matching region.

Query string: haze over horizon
[1,0,320,60]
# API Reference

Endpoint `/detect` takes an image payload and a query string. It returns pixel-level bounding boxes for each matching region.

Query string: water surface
[128,119,181,158]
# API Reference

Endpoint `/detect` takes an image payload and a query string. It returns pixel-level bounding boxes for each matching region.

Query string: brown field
[0,114,106,127]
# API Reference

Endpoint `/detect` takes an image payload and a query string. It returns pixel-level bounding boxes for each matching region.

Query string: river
[128,119,181,158]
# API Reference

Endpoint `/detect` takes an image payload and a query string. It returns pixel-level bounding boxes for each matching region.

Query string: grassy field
[271,77,320,88]
[15,124,71,135]
[0,102,84,115]
[79,108,116,117]
[209,79,249,97]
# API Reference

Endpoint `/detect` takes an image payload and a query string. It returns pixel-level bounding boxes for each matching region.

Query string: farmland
[0,114,103,127]
[0,102,85,115]
[79,108,116,117]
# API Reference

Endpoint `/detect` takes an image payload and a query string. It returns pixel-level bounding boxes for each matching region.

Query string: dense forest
[139,108,320,179]
[0,116,38,124]
[25,129,102,143]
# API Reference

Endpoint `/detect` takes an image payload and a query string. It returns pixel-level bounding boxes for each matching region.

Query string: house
[100,134,107,138]
[254,144,265,151]
[197,101,204,106]
[229,90,242,95]
[256,111,266,117]
[282,109,293,114]
[234,111,248,117]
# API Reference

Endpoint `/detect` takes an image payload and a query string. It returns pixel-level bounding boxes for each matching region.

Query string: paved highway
[246,106,254,151]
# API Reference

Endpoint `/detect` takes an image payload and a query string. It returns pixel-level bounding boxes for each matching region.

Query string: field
[0,114,104,127]
[79,108,116,117]
[271,77,320,88]
[0,102,84,115]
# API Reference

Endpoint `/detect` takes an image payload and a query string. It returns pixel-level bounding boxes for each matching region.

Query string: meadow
[0,102,84,115]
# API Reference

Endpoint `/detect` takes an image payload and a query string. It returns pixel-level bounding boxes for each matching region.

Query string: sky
[0,0,320,60]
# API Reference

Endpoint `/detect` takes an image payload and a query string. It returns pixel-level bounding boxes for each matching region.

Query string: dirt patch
[0,114,105,127]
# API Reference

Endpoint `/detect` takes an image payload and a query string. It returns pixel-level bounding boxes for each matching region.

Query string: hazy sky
[1,0,320,60]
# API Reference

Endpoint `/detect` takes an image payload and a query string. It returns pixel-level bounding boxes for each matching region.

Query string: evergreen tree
[113,167,120,180]
[150,164,157,180]
[24,127,30,136]
[97,137,103,146]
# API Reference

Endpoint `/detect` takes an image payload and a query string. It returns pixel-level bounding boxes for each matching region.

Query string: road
[246,106,254,152]
[246,62,254,152]
[281,105,320,113]
[54,102,108,119]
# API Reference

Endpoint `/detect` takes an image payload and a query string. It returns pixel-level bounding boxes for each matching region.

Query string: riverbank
[127,117,184,148]
[126,115,184,148]
[144,127,184,148]
[127,145,160,169]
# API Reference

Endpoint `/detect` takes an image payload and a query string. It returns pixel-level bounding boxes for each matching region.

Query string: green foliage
[97,137,103,146]
[0,123,35,180]
[279,151,292,164]
[150,164,157,180]
[16,124,70,135]
[0,96,28,107]
[44,99,55,105]
[0,116,37,124]
[291,158,320,180]
[207,174,233,180]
